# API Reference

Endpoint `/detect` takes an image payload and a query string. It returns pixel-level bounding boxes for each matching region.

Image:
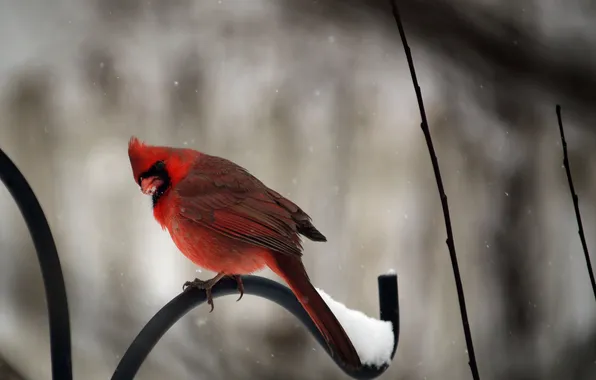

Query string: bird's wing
[175,155,304,257]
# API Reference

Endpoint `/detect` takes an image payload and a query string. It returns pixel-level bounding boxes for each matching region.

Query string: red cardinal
[128,136,361,368]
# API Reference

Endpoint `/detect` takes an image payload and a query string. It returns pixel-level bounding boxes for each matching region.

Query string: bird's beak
[140,176,164,196]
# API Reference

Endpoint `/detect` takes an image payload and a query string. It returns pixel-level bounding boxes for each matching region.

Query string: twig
[555,105,596,302]
[389,1,480,379]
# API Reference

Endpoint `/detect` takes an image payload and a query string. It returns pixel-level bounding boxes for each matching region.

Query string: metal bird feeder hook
[0,147,400,380]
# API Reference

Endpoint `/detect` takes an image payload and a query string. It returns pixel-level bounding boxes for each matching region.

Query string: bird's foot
[182,274,244,311]
[183,274,224,312]
[232,275,244,302]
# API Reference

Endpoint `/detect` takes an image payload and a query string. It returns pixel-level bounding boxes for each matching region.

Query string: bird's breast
[166,214,270,275]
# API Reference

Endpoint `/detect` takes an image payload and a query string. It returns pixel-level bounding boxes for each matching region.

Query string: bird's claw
[181,275,244,312]
[183,278,216,312]
[233,275,244,302]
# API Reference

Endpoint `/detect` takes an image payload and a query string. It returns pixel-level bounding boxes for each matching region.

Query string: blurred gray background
[1,0,595,379]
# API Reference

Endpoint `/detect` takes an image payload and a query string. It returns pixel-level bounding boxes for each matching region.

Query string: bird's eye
[154,161,165,171]
[138,160,167,186]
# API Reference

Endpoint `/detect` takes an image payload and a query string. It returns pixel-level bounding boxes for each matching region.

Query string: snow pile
[316,288,394,367]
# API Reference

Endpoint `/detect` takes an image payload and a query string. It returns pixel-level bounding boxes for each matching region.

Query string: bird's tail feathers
[268,253,361,368]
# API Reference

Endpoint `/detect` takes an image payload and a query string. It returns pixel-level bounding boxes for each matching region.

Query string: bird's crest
[128,136,170,181]
[128,136,198,186]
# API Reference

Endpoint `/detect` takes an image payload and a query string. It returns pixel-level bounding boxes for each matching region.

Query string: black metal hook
[0,146,400,379]
[112,275,399,380]
[0,148,73,380]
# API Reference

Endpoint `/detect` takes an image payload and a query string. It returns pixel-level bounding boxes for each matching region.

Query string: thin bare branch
[555,105,596,302]
[389,1,480,379]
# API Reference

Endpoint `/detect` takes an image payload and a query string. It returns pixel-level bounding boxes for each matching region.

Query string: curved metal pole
[0,146,399,380]
[0,148,73,380]
[112,274,399,380]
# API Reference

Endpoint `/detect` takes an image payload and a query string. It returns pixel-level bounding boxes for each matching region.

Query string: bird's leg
[232,275,244,302]
[183,272,226,312]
